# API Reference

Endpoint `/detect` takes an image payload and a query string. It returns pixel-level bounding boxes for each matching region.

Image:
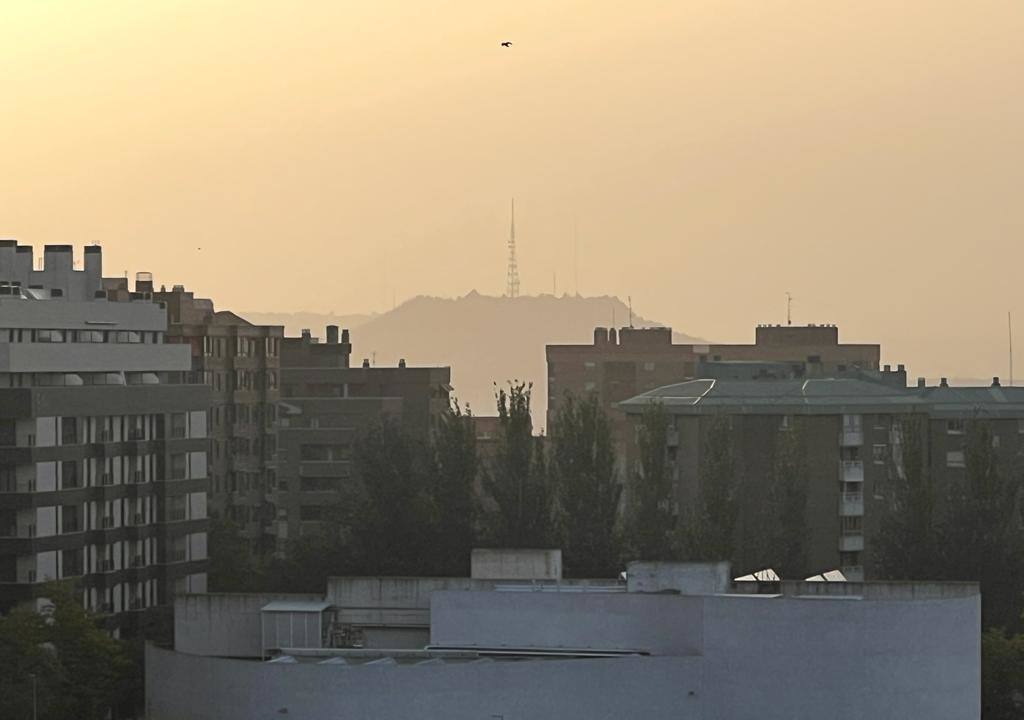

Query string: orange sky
[2,0,1023,381]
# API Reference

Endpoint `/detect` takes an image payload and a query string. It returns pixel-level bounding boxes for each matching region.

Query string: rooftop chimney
[897,364,905,372]
[301,329,312,341]
[594,327,608,346]
[884,364,891,372]
[134,271,153,294]
[326,325,339,344]
[398,358,406,368]
[362,358,370,368]
[940,377,949,387]
[993,376,1001,387]
[917,377,926,388]
[341,328,350,344]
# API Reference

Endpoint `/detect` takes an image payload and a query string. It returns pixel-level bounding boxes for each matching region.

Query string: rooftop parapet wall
[175,593,325,658]
[471,548,562,580]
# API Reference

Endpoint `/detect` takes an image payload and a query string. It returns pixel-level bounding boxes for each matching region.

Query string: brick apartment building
[152,283,283,555]
[272,327,451,553]
[619,374,1024,582]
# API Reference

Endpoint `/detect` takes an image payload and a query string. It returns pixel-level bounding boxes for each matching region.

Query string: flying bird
[501,41,512,47]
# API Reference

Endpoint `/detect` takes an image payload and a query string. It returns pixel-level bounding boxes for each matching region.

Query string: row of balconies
[7,548,197,585]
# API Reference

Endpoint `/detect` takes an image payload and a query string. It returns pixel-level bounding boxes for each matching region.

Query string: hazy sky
[2,1,1023,381]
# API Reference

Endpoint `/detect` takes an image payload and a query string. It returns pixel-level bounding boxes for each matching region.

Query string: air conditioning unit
[132,471,144,484]
[101,516,114,529]
[131,555,144,568]
[26,434,35,447]
[26,570,37,583]
[101,472,113,485]
[171,427,186,439]
[133,512,145,525]
[98,429,112,442]
[27,524,36,538]
[100,559,114,572]
[171,549,187,563]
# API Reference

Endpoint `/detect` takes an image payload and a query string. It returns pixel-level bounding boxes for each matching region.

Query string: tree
[351,418,437,575]
[941,419,1024,630]
[207,515,266,592]
[550,392,622,577]
[873,416,939,580]
[982,628,1024,720]
[483,382,556,547]
[677,415,738,562]
[627,402,675,561]
[0,582,135,720]
[427,400,479,575]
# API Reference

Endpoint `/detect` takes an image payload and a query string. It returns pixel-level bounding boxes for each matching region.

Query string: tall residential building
[546,324,886,471]
[618,375,1024,581]
[152,284,283,554]
[0,243,210,632]
[272,327,451,552]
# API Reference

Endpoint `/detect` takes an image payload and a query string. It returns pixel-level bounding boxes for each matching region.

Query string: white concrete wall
[626,561,731,595]
[153,592,980,720]
[175,594,325,658]
[146,646,702,720]
[431,591,704,655]
[470,548,562,580]
[0,342,191,373]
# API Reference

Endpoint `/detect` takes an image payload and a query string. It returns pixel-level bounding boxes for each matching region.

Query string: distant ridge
[246,293,702,421]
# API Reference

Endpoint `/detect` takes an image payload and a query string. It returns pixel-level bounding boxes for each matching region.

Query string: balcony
[839,534,865,552]
[839,492,864,517]
[840,460,864,483]
[841,565,864,582]
[839,429,863,447]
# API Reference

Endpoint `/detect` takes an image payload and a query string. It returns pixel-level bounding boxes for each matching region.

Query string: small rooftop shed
[260,600,332,657]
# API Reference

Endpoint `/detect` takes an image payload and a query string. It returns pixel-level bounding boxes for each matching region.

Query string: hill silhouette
[246,293,701,421]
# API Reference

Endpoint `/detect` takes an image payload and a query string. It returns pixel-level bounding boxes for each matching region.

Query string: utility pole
[1009,311,1014,387]
[786,292,793,326]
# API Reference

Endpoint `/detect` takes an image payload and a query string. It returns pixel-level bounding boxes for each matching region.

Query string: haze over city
[3,2,1024,718]
[3,0,1023,383]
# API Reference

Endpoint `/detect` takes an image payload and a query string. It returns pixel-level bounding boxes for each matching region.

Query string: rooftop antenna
[628,296,634,328]
[505,199,520,298]
[552,272,557,296]
[1009,311,1014,387]
[786,292,793,326]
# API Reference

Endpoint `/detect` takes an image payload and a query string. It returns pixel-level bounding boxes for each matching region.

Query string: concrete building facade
[0,243,210,631]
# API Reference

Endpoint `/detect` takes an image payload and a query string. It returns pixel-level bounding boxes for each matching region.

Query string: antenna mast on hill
[505,199,520,298]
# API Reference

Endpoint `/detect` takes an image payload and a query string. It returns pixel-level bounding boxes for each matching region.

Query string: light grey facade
[0,243,210,632]
[148,563,980,720]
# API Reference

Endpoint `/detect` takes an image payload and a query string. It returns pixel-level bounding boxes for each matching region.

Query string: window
[584,361,596,370]
[947,419,965,435]
[36,329,65,343]
[780,415,793,432]
[946,450,965,468]
[300,505,328,521]
[840,516,862,534]
[643,362,656,372]
[842,414,862,431]
[584,381,597,392]
[872,444,887,464]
